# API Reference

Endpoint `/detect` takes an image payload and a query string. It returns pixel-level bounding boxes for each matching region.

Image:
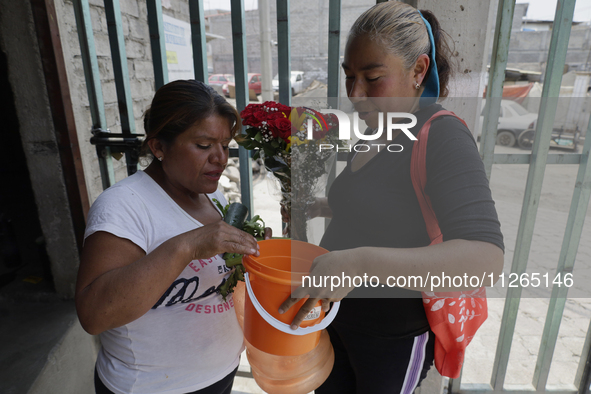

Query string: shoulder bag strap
[410,110,468,245]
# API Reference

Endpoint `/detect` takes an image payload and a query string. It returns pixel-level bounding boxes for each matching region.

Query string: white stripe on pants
[400,331,429,394]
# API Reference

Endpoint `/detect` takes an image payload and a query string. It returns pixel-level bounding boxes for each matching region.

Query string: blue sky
[204,0,591,23]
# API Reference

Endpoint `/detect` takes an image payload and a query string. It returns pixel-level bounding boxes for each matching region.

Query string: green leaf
[263,147,275,157]
[218,263,247,301]
[212,198,228,218]
[223,253,244,267]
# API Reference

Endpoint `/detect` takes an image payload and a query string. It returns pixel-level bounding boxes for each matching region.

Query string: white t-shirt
[84,171,244,394]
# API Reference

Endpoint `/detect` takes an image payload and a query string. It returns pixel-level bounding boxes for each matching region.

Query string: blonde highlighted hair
[348,1,453,98]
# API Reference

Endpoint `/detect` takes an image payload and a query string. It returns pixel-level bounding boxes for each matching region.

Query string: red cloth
[411,110,488,379]
[482,83,534,104]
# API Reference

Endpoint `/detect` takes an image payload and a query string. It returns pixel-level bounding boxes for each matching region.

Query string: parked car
[208,74,234,87]
[208,74,234,95]
[223,73,262,97]
[272,71,305,96]
[477,99,538,146]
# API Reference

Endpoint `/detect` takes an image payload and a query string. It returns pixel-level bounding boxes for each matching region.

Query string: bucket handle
[244,272,340,336]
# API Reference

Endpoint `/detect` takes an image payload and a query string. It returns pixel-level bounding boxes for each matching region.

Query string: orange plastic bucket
[242,239,340,356]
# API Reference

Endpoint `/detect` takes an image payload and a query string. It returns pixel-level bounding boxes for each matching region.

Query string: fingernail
[290,324,298,330]
[278,308,284,314]
[250,249,257,255]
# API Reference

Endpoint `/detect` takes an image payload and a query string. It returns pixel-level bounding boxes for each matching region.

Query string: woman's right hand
[181,221,260,261]
[278,249,358,329]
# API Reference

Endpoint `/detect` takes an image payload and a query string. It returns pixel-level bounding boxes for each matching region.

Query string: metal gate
[71,0,591,392]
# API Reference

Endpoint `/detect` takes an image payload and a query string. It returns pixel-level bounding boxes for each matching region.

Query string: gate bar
[147,0,168,90]
[480,0,515,180]
[534,120,591,389]
[491,1,576,390]
[189,0,208,83]
[72,0,115,189]
[230,0,249,112]
[323,0,342,231]
[276,0,290,235]
[573,116,591,394]
[276,0,291,106]
[327,0,341,103]
[103,0,135,136]
[230,0,253,216]
[577,315,591,394]
[104,0,138,175]
[493,153,581,165]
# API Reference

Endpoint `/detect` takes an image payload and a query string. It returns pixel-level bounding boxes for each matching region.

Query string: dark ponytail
[419,9,455,98]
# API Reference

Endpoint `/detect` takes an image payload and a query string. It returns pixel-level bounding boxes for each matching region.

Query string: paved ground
[463,144,591,390]
[232,142,591,393]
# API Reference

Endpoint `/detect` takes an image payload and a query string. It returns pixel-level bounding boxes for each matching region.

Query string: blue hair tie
[417,10,440,108]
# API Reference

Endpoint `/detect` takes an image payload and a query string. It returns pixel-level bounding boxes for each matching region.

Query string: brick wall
[54,0,192,203]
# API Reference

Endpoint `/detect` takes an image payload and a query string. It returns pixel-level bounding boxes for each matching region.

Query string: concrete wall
[513,3,528,31]
[508,26,591,74]
[417,0,497,134]
[0,0,80,298]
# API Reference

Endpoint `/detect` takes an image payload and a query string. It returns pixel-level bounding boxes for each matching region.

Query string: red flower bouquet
[235,101,343,241]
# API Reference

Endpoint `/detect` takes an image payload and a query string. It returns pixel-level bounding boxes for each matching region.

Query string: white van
[272,71,305,96]
[476,99,538,147]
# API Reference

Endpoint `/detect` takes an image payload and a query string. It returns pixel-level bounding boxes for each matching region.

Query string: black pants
[316,323,435,394]
[94,366,238,394]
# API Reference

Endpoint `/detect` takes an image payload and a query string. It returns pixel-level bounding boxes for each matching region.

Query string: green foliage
[216,201,266,301]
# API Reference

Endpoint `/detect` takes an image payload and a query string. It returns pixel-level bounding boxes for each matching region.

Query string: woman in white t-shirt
[76,80,267,394]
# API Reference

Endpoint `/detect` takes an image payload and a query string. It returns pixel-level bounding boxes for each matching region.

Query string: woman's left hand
[264,227,273,240]
[278,249,360,329]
